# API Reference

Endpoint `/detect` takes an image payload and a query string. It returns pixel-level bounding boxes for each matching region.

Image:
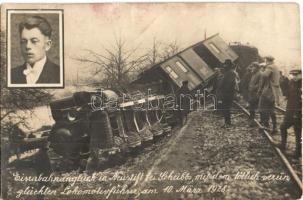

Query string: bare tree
[146,37,160,65]
[74,36,149,91]
[146,38,181,65]
[159,39,181,60]
[74,36,183,91]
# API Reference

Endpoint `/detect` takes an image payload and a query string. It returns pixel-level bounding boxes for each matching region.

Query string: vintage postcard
[0,3,302,200]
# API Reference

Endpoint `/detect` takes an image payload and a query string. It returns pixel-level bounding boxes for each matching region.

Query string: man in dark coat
[248,62,261,126]
[213,68,224,115]
[176,80,191,125]
[220,59,236,127]
[279,71,289,97]
[276,69,302,158]
[11,16,60,84]
[11,59,60,84]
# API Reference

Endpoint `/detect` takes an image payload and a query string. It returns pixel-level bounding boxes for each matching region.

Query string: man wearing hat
[176,80,191,125]
[276,69,302,158]
[220,59,236,127]
[258,56,281,133]
[248,62,261,126]
[213,68,224,115]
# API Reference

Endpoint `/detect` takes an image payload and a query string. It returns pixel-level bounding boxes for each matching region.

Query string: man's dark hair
[19,16,52,38]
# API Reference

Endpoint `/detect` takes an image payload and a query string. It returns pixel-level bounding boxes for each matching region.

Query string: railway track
[233,101,303,192]
[124,106,302,199]
[274,105,302,179]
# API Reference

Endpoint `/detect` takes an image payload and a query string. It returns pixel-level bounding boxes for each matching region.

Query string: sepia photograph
[0,2,302,200]
[7,9,64,87]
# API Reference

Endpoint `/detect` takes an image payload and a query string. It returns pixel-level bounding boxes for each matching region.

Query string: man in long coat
[248,62,261,126]
[276,69,302,158]
[258,56,281,133]
[213,68,224,114]
[220,59,236,127]
[176,80,191,125]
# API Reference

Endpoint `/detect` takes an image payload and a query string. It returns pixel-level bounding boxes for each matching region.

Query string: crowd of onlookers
[214,57,302,158]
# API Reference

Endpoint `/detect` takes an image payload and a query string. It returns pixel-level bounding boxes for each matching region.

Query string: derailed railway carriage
[133,33,238,94]
[8,34,263,173]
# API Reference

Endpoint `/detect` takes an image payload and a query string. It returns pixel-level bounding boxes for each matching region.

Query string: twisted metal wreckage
[5,33,261,173]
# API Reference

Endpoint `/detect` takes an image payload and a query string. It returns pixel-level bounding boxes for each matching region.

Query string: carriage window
[209,43,221,54]
[166,66,179,79]
[166,66,172,73]
[170,71,179,79]
[176,61,188,73]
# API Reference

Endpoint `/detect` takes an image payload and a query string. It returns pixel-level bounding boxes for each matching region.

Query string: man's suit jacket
[11,59,60,84]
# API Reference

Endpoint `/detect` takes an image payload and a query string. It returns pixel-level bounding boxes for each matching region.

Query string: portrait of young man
[7,10,63,87]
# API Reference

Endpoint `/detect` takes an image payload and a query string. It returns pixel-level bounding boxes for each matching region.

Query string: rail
[233,101,303,192]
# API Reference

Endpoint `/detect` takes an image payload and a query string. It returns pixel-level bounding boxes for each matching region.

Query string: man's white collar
[23,56,47,84]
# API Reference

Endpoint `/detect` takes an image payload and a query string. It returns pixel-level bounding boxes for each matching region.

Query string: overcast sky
[3,3,301,81]
[66,3,300,78]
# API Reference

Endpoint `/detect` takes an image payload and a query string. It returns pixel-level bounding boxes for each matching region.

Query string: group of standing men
[216,57,302,158]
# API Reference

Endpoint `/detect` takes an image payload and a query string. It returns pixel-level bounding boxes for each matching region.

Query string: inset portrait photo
[7,10,64,88]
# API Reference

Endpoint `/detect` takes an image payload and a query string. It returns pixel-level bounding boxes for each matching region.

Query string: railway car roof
[132,33,238,85]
